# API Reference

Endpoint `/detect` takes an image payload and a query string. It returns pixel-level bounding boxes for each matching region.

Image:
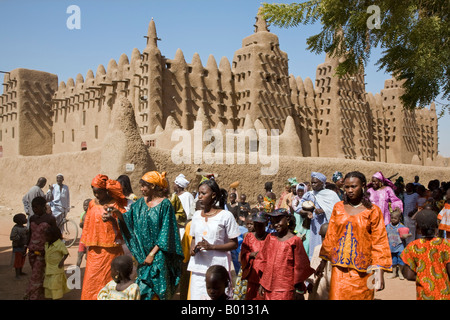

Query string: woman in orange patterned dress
[315,171,392,300]
[401,209,450,300]
[80,174,127,300]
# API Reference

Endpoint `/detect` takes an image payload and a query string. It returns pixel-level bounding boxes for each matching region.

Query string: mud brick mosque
[0,10,442,167]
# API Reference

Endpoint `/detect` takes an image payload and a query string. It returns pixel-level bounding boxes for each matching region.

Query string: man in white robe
[47,174,70,230]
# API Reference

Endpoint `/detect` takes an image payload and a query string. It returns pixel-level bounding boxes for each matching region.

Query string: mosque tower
[314,48,373,160]
[231,9,292,131]
[139,18,164,135]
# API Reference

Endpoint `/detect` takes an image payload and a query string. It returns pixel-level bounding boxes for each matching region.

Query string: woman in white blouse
[188,178,240,300]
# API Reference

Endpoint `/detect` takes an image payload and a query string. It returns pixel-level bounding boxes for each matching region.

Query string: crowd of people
[9,169,450,300]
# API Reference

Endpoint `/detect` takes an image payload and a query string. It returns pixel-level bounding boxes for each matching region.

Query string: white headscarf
[174,174,189,189]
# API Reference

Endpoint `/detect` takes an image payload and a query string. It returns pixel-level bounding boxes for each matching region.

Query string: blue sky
[1,0,449,157]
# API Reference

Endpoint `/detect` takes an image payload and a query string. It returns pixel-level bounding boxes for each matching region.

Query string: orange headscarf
[141,171,168,189]
[91,174,109,189]
[91,174,127,206]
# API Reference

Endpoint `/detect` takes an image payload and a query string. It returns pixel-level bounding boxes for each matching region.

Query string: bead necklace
[202,208,220,222]
[349,202,363,208]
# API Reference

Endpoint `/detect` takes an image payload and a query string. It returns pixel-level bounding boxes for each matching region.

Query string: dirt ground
[0,204,417,301]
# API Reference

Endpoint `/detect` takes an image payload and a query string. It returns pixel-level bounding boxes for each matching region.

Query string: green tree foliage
[260,1,449,112]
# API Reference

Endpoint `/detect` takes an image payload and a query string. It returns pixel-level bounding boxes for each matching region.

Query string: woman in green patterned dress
[104,171,184,300]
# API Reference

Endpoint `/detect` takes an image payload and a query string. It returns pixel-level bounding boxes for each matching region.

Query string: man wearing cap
[47,174,70,230]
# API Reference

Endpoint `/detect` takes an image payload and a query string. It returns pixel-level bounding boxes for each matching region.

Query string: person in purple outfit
[367,171,403,225]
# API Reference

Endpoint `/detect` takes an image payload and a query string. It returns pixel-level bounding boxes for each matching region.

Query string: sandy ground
[0,204,417,301]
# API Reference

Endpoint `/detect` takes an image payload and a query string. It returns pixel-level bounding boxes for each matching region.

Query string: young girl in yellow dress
[43,226,70,300]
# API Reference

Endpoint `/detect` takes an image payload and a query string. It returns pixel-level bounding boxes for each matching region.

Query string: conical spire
[66,77,75,88]
[86,69,94,81]
[75,73,84,88]
[118,53,129,67]
[254,7,269,33]
[146,18,158,48]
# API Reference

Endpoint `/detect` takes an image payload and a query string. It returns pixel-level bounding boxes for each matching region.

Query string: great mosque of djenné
[0,9,442,168]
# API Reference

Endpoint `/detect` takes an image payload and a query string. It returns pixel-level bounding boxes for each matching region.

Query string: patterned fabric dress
[25,221,50,300]
[119,197,184,300]
[319,201,392,300]
[97,280,141,300]
[401,238,450,300]
[438,203,450,233]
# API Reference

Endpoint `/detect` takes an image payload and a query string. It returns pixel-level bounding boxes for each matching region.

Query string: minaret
[146,18,159,48]
[218,56,237,130]
[0,69,57,157]
[380,77,437,164]
[142,18,164,135]
[231,8,291,132]
[315,48,371,160]
[168,48,189,129]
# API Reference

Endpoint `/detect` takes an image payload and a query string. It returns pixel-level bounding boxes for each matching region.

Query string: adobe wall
[0,69,57,157]
[149,148,450,202]
[1,12,439,169]
[2,146,449,215]
[0,149,101,212]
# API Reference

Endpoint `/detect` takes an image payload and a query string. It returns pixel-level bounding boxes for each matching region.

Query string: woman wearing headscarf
[291,183,311,256]
[80,174,127,300]
[332,171,345,200]
[367,171,403,225]
[108,171,184,300]
[298,172,341,259]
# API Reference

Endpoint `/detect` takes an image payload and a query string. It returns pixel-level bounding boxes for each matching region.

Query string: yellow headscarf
[141,171,168,189]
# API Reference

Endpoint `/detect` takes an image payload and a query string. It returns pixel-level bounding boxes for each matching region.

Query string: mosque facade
[0,11,440,166]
